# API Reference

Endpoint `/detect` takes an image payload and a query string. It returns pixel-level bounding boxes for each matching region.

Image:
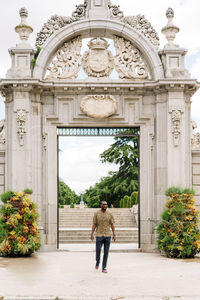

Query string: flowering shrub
[0,190,41,256]
[157,187,200,258]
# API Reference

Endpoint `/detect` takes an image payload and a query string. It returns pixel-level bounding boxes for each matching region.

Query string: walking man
[91,201,116,273]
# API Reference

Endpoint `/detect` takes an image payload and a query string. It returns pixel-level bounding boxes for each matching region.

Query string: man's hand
[91,233,94,242]
[111,223,116,242]
[91,224,96,242]
[113,233,116,242]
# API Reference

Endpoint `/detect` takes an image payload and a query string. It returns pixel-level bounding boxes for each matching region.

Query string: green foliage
[0,191,41,256]
[1,191,15,203]
[23,188,33,194]
[59,180,79,206]
[165,187,182,196]
[84,130,138,208]
[157,187,200,258]
[131,191,138,205]
[31,46,41,67]
[70,203,75,208]
[119,192,138,208]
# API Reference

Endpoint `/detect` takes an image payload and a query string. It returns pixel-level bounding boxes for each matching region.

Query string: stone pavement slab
[59,243,139,252]
[0,251,200,299]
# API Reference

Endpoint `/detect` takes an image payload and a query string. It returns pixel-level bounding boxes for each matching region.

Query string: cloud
[59,137,119,193]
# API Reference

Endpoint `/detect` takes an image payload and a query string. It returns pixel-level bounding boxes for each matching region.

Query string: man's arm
[111,223,116,242]
[91,224,96,241]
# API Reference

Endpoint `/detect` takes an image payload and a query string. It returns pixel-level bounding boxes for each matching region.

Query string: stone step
[59,208,136,229]
[59,228,138,243]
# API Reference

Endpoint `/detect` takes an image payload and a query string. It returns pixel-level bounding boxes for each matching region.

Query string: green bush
[131,191,138,205]
[157,187,200,258]
[0,191,41,256]
[70,203,75,208]
[1,191,15,203]
[23,188,33,195]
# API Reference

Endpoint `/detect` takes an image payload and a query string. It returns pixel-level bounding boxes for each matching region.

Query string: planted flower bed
[157,187,200,258]
[0,190,41,256]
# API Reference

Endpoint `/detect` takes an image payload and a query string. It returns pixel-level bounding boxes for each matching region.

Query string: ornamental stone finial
[162,7,179,48]
[15,7,33,48]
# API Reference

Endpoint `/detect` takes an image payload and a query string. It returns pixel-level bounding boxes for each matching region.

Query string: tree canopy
[58,180,79,206]
[84,130,139,207]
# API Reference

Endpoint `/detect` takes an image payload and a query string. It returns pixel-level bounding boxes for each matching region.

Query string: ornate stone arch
[33,19,164,81]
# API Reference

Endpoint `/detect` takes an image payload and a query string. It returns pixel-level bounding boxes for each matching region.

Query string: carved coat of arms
[82,37,114,77]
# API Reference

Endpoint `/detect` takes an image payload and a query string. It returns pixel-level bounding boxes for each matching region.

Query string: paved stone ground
[0,248,200,300]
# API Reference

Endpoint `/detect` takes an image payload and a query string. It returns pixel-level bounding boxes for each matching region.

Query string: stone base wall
[192,150,200,209]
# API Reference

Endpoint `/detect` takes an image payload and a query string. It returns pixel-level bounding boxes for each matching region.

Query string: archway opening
[57,127,140,250]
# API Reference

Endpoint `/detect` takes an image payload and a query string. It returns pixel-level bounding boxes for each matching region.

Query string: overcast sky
[0,0,199,123]
[0,0,199,193]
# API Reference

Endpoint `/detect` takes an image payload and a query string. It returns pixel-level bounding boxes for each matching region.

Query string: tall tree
[85,129,139,207]
[59,180,79,206]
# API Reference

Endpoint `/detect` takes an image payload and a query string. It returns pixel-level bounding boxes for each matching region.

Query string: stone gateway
[0,0,200,252]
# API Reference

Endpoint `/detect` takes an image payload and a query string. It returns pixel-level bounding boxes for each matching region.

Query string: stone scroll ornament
[80,95,117,119]
[35,1,87,47]
[46,37,82,79]
[123,15,160,49]
[16,110,26,146]
[82,38,114,78]
[171,110,181,147]
[114,36,148,79]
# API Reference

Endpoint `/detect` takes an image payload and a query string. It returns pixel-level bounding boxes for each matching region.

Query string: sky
[0,0,199,193]
[59,136,119,194]
[0,0,199,124]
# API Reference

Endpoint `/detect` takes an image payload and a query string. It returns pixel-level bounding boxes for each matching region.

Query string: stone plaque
[80,95,117,119]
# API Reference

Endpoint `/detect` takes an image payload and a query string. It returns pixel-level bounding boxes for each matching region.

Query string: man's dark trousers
[96,236,111,270]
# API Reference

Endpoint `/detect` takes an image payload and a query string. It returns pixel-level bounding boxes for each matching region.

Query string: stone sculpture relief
[16,110,26,146]
[108,1,124,19]
[46,37,82,79]
[80,95,117,118]
[0,119,5,145]
[191,121,200,150]
[36,1,87,46]
[82,38,114,78]
[171,110,181,147]
[114,36,148,79]
[123,15,160,49]
[36,0,160,50]
[72,0,87,20]
[36,15,73,47]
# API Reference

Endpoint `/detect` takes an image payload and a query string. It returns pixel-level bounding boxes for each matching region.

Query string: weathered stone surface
[80,95,117,118]
[82,37,114,78]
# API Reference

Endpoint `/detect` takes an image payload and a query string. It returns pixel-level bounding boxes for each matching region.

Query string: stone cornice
[0,78,199,96]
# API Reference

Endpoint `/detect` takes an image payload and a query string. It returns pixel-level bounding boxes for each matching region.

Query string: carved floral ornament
[171,110,181,147]
[80,95,117,119]
[16,110,27,146]
[35,0,159,49]
[46,36,149,80]
[46,36,82,79]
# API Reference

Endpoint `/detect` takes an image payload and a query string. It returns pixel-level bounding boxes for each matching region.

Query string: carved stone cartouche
[82,37,114,78]
[80,95,117,118]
